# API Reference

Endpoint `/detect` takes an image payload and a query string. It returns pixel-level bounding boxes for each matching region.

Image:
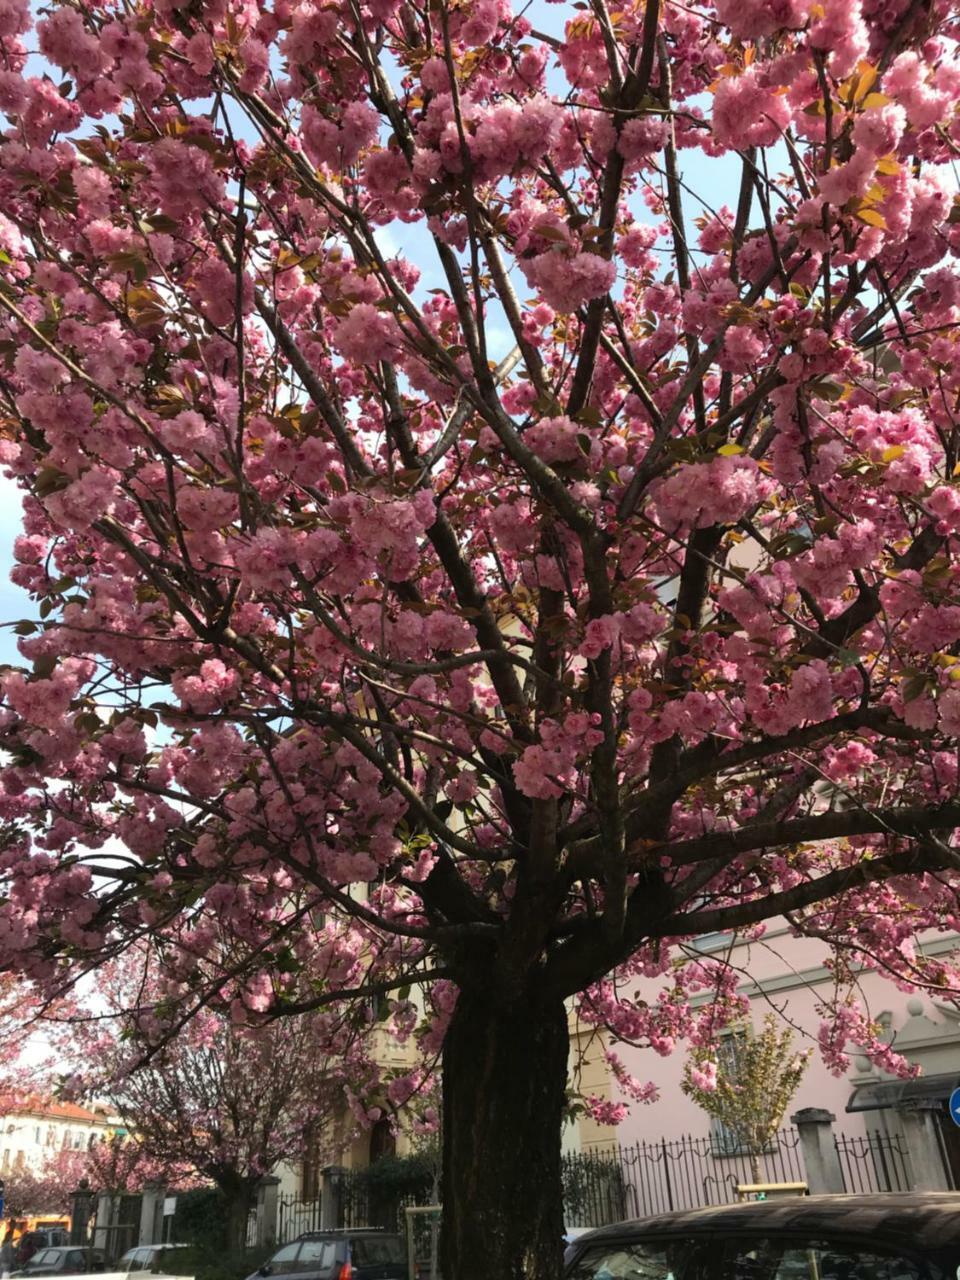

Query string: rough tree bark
[440,988,569,1280]
[215,1175,256,1256]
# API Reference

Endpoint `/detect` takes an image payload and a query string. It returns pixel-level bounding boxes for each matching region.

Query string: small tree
[3,1148,89,1217]
[67,955,361,1252]
[682,1015,812,1182]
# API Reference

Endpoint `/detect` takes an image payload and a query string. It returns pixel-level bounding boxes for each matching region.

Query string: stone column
[897,1100,951,1190]
[138,1182,165,1246]
[319,1168,346,1231]
[69,1181,96,1245]
[255,1177,281,1248]
[791,1107,845,1194]
[91,1191,116,1256]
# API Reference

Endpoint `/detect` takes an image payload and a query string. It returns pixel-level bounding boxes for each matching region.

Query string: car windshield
[24,1251,63,1272]
[569,1235,939,1280]
[295,1241,337,1270]
[568,1239,690,1280]
[719,1237,930,1280]
[351,1238,405,1266]
[267,1242,302,1269]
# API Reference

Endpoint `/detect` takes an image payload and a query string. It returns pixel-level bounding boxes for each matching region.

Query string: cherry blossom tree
[62,953,356,1250]
[0,0,959,1273]
[0,975,59,1113]
[84,1132,189,1198]
[3,1148,88,1217]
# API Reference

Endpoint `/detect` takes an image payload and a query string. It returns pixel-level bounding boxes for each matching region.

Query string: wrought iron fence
[563,1129,806,1228]
[338,1168,433,1233]
[834,1130,911,1193]
[277,1193,323,1243]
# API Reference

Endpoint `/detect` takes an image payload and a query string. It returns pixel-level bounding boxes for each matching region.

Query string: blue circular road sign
[949,1086,960,1128]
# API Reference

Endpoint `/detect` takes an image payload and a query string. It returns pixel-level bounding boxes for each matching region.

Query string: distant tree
[682,1014,812,1182]
[3,1148,88,1216]
[85,1131,197,1196]
[69,954,358,1251]
[0,976,59,1113]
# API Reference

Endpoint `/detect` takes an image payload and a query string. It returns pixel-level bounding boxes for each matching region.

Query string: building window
[710,1030,749,1157]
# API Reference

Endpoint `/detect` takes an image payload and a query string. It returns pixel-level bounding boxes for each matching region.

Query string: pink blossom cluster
[654,455,774,529]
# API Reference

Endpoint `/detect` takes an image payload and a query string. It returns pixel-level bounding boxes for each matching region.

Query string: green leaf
[32,653,57,679]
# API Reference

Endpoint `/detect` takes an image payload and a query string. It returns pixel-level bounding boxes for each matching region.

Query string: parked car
[116,1244,191,1275]
[249,1229,407,1280]
[563,1193,960,1280]
[13,1246,107,1275]
[15,1232,71,1266]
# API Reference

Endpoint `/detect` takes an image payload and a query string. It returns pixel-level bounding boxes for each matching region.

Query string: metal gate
[91,1193,141,1262]
[834,1131,911,1193]
[276,1194,323,1244]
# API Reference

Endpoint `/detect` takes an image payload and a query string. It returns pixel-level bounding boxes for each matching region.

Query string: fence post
[138,1182,165,1246]
[896,1100,952,1190]
[70,1180,95,1245]
[91,1191,115,1257]
[320,1167,346,1230]
[791,1108,844,1193]
[255,1177,281,1248]
[661,1139,674,1211]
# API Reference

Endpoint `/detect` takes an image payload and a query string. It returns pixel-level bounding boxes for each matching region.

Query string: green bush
[166,1242,273,1280]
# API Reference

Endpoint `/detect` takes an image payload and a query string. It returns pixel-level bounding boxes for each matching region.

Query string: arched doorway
[367,1118,397,1229]
[369,1116,396,1164]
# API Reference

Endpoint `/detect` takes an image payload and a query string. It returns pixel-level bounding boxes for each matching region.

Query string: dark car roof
[572,1194,960,1251]
[297,1231,402,1239]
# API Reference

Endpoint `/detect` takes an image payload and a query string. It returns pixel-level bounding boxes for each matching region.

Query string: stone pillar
[91,1192,116,1256]
[255,1177,281,1248]
[70,1181,96,1245]
[791,1107,845,1194]
[319,1167,345,1231]
[897,1100,951,1190]
[139,1182,165,1246]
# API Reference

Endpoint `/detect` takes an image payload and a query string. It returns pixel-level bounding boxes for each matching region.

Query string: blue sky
[0,5,752,667]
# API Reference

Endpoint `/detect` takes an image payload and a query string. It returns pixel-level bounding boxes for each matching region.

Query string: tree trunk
[216,1176,254,1255]
[440,986,569,1280]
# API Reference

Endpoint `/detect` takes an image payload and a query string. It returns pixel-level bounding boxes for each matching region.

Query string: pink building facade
[610,922,960,1195]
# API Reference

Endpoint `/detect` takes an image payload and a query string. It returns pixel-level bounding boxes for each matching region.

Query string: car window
[67,1252,87,1271]
[351,1238,405,1266]
[718,1238,929,1280]
[269,1243,303,1270]
[294,1241,336,1272]
[568,1238,692,1280]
